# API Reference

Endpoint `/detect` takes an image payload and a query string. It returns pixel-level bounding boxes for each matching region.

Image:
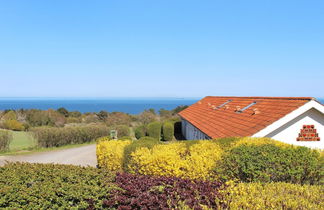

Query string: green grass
[9,131,37,151]
[0,131,95,156]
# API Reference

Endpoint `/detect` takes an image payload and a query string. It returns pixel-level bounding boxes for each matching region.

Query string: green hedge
[134,125,145,139]
[218,144,323,184]
[0,162,117,209]
[147,122,161,139]
[31,125,110,147]
[162,121,174,141]
[0,130,12,151]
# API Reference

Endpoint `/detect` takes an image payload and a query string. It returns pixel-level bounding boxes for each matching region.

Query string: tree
[97,111,109,121]
[69,111,82,118]
[172,105,188,114]
[159,108,172,118]
[138,110,156,125]
[2,110,17,121]
[57,107,69,117]
[4,120,25,131]
[106,112,131,126]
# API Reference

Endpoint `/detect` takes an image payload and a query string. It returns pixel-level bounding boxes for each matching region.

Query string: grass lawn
[0,130,96,156]
[9,131,37,151]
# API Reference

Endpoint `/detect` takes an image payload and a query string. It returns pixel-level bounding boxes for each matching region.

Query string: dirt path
[0,144,97,167]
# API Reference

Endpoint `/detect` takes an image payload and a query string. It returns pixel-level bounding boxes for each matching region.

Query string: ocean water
[0,98,199,114]
[0,98,322,115]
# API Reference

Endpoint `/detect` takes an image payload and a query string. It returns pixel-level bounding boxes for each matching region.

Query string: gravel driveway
[0,144,97,167]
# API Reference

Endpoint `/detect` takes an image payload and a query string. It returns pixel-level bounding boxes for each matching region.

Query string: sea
[0,98,199,114]
[0,97,322,115]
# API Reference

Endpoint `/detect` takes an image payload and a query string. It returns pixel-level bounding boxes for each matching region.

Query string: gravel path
[0,144,97,167]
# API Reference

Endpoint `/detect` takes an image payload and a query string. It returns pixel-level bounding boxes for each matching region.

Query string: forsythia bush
[128,141,223,180]
[97,139,132,171]
[224,182,324,209]
[231,137,292,148]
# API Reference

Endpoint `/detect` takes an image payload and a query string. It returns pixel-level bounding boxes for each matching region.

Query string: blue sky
[0,0,323,98]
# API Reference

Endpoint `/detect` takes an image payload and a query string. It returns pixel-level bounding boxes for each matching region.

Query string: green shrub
[212,137,240,150]
[0,162,117,209]
[147,121,161,139]
[0,130,12,151]
[224,182,324,209]
[31,125,110,147]
[162,121,174,141]
[218,144,323,184]
[1,110,17,121]
[123,137,160,171]
[134,125,145,139]
[113,125,130,138]
[3,120,25,131]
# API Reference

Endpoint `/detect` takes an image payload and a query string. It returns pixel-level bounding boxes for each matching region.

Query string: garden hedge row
[0,130,12,151]
[0,162,116,209]
[97,137,323,183]
[31,125,110,147]
[1,162,323,209]
[218,143,323,184]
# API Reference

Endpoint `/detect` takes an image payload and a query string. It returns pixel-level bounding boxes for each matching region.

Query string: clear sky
[0,0,323,98]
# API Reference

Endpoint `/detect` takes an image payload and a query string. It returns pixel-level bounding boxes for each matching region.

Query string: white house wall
[263,108,324,149]
[181,119,209,140]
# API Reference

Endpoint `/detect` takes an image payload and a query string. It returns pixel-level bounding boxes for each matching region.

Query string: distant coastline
[0,98,199,114]
[0,97,322,115]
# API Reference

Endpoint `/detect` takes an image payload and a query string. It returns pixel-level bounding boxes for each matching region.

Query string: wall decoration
[297,125,320,141]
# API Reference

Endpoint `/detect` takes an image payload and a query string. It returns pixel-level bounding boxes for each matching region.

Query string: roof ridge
[205,96,314,100]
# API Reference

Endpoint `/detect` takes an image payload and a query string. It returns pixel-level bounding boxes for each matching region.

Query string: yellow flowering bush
[231,137,291,148]
[96,139,132,171]
[128,141,223,180]
[223,182,324,209]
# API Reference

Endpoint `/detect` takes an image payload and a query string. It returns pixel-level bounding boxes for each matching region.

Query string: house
[178,96,324,149]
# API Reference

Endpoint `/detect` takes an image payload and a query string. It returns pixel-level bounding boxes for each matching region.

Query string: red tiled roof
[178,96,314,138]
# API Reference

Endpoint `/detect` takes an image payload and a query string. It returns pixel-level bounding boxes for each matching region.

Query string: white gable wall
[262,108,324,149]
[181,119,209,140]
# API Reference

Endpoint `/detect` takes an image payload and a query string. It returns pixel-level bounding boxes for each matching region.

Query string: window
[215,100,232,109]
[236,101,257,113]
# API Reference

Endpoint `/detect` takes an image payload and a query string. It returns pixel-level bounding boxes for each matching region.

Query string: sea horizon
[0,97,200,114]
[0,97,323,115]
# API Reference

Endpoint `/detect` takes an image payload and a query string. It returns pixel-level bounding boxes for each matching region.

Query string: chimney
[235,106,241,112]
[224,105,230,110]
[253,108,261,115]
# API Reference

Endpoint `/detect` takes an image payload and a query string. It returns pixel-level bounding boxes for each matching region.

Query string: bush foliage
[0,130,12,151]
[162,121,174,141]
[113,125,130,138]
[218,144,323,184]
[134,125,145,139]
[96,139,132,171]
[225,182,324,209]
[32,125,110,147]
[147,121,161,139]
[3,120,25,131]
[128,141,223,180]
[0,162,116,209]
[103,172,227,209]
